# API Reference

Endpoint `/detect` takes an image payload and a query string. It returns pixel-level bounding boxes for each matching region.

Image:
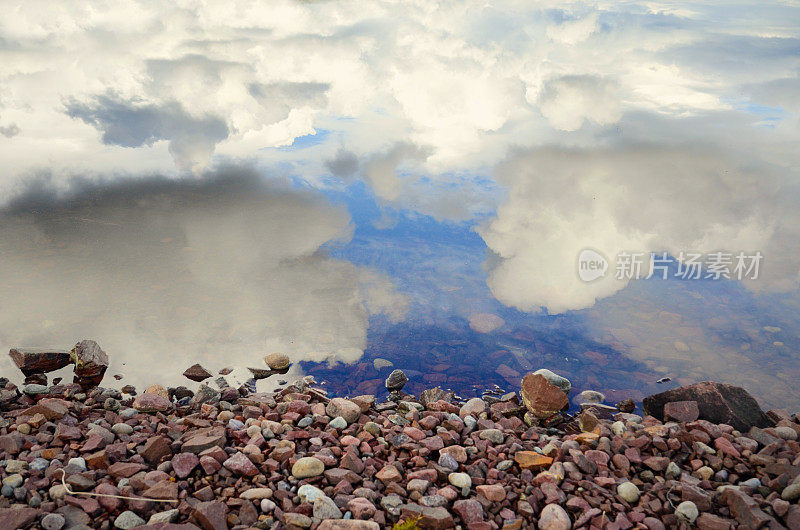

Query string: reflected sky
[1,1,799,410]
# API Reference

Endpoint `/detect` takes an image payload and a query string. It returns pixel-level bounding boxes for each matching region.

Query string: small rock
[114,510,145,529]
[675,501,699,524]
[264,352,290,371]
[42,513,66,530]
[617,482,640,503]
[385,369,408,391]
[538,503,572,529]
[183,363,212,382]
[326,398,361,424]
[292,456,325,478]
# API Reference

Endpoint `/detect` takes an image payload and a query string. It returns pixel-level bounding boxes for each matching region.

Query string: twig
[59,469,178,504]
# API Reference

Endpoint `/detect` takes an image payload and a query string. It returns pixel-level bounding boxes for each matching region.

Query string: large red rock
[520,373,568,419]
[643,381,769,432]
[9,348,70,375]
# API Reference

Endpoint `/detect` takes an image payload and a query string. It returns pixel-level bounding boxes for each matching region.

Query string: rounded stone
[260,498,277,512]
[774,426,798,441]
[111,423,133,435]
[575,390,605,405]
[448,472,472,490]
[459,397,486,418]
[782,482,800,501]
[675,501,699,524]
[298,484,326,504]
[373,358,393,370]
[42,513,66,530]
[264,352,290,371]
[292,457,325,479]
[538,503,572,529]
[326,398,361,424]
[144,384,169,399]
[617,482,640,503]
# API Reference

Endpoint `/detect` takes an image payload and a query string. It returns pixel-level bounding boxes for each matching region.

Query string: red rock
[318,521,379,530]
[191,500,228,530]
[453,499,484,523]
[199,455,221,474]
[375,465,402,483]
[643,456,669,471]
[440,445,467,463]
[514,451,553,470]
[223,452,258,477]
[182,432,226,454]
[22,398,70,420]
[70,340,109,387]
[133,393,172,413]
[143,480,179,500]
[643,382,769,432]
[538,503,571,529]
[696,513,734,530]
[108,462,146,479]
[713,437,741,458]
[65,495,102,516]
[520,374,568,419]
[347,497,377,519]
[476,484,506,502]
[172,452,199,478]
[664,400,700,423]
[721,488,774,528]
[140,436,172,465]
[0,507,38,529]
[183,363,212,382]
[95,483,122,512]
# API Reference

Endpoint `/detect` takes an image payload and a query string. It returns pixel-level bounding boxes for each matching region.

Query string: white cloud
[0,168,408,388]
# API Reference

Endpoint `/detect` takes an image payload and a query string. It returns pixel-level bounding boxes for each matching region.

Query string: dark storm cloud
[64,94,229,171]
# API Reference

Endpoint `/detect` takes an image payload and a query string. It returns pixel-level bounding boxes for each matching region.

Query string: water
[3,181,798,412]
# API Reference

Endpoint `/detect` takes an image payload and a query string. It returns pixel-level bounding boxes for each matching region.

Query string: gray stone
[617,482,640,503]
[532,368,571,394]
[42,513,66,530]
[114,510,146,529]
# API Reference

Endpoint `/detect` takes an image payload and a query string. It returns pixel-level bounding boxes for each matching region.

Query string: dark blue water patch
[302,314,660,407]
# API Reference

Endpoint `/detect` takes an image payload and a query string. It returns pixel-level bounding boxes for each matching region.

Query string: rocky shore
[1,343,799,529]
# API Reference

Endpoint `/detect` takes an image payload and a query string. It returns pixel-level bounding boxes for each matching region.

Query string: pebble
[260,499,277,512]
[264,352,290,370]
[617,481,640,503]
[385,369,408,391]
[538,503,572,529]
[114,511,146,529]
[111,423,133,435]
[42,513,66,530]
[448,472,472,492]
[292,456,325,478]
[329,416,348,430]
[675,501,699,524]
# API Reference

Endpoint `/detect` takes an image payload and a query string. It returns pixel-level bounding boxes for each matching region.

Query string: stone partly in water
[385,369,408,392]
[9,348,71,376]
[643,381,770,431]
[532,368,571,394]
[264,352,290,371]
[520,373,569,419]
[70,340,109,388]
[183,364,212,382]
[575,390,605,405]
